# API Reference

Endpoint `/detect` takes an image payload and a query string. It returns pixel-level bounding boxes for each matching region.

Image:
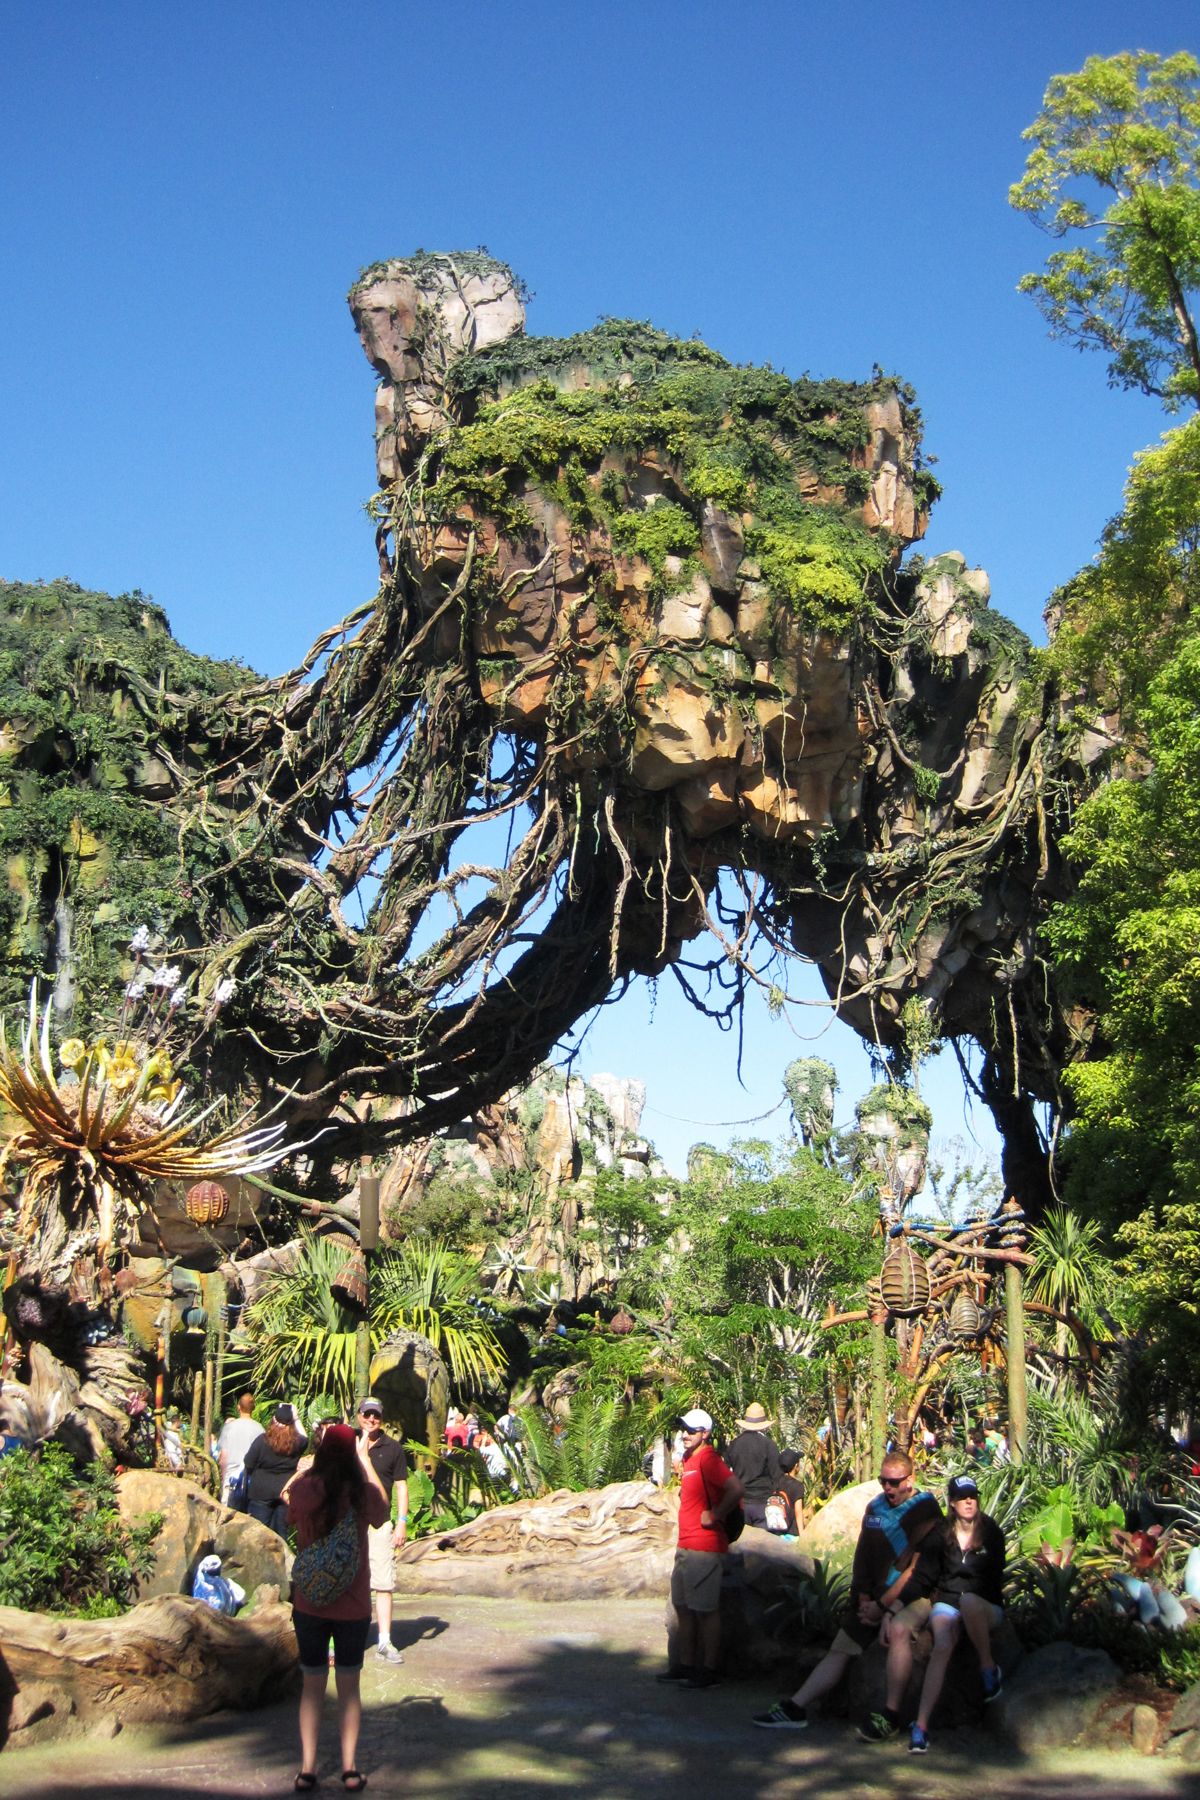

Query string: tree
[244,1230,505,1412]
[1027,1205,1120,1356]
[1010,51,1200,408]
[1042,413,1200,708]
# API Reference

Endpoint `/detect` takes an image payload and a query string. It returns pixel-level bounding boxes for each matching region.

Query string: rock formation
[393,1478,677,1601]
[0,254,1108,1212]
[115,1468,289,1601]
[0,1593,296,1748]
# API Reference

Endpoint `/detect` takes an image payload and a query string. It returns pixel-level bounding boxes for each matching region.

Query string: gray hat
[359,1396,383,1417]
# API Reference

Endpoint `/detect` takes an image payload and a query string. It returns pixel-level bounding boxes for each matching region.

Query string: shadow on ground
[3,1596,1190,1799]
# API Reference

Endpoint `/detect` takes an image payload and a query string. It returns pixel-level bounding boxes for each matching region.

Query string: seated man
[752,1449,942,1738]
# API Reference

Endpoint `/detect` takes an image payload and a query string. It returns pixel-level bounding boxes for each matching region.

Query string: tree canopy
[1010,50,1200,409]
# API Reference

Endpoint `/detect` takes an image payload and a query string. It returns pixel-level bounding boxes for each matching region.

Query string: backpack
[763,1491,791,1535]
[292,1506,360,1609]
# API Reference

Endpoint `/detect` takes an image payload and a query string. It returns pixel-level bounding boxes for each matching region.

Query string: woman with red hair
[286,1422,390,1792]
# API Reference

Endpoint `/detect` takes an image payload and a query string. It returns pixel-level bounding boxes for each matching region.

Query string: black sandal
[341,1776,367,1794]
[294,1777,319,1793]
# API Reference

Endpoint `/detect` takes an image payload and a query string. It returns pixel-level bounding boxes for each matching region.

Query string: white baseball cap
[678,1408,713,1432]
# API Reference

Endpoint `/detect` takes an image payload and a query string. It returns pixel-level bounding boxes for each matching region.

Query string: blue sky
[2,2,1193,1172]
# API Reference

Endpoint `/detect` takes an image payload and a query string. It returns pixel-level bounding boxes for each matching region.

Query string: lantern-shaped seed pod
[185,1179,230,1226]
[949,1290,981,1339]
[611,1306,634,1335]
[880,1241,931,1317]
[332,1244,369,1316]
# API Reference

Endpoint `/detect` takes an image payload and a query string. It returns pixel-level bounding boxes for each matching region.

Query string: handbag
[292,1506,360,1608]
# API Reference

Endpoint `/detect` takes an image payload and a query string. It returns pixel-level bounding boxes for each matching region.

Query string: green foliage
[0,1443,160,1615]
[243,1229,504,1413]
[373,1238,506,1390]
[1028,1206,1120,1336]
[608,1137,876,1431]
[350,247,527,303]
[1010,51,1200,407]
[434,326,923,631]
[762,1556,852,1651]
[516,1391,655,1492]
[1016,1482,1124,1559]
[609,501,700,571]
[403,1457,487,1537]
[1047,632,1200,1356]
[1044,413,1200,708]
[0,580,253,1040]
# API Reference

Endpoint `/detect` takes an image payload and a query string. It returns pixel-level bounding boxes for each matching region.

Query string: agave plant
[0,988,296,1274]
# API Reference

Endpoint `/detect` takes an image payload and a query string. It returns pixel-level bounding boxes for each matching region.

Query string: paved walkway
[4,1595,1192,1799]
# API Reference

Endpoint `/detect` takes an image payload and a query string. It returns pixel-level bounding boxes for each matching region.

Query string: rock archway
[1,254,1104,1213]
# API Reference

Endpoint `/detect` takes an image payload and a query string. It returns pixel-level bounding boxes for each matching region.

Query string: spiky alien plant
[0,988,297,1281]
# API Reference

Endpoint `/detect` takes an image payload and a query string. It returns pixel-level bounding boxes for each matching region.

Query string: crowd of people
[213,1385,1012,1780]
[662,1402,1008,1756]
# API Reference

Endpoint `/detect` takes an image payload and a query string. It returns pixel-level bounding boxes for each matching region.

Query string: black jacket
[725,1430,782,1502]
[915,1513,1006,1607]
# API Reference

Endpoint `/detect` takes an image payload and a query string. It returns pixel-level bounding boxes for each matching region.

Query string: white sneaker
[375,1641,404,1664]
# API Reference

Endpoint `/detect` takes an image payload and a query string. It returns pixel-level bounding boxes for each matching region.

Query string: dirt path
[3,1595,1192,1799]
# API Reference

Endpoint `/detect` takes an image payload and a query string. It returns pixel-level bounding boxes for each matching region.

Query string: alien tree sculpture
[1,254,1097,1214]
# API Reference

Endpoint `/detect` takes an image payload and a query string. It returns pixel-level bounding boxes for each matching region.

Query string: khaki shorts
[670,1547,724,1614]
[831,1594,931,1658]
[367,1519,396,1592]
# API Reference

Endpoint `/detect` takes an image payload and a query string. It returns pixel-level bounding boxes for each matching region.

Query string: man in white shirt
[217,1389,264,1506]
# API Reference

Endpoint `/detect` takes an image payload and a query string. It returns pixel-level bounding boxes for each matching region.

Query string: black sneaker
[752,1701,809,1729]
[685,1667,721,1688]
[856,1708,901,1742]
[655,1664,696,1684]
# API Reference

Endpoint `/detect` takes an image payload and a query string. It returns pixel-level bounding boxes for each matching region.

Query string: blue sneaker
[981,1665,1002,1702]
[909,1724,929,1754]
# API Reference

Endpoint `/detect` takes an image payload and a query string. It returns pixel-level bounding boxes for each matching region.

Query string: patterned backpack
[292,1506,360,1608]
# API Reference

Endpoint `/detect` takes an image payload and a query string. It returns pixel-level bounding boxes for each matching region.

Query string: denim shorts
[931,1598,1004,1628]
[292,1608,371,1672]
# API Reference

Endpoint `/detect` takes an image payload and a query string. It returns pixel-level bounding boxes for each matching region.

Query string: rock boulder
[116,1469,288,1600]
[991,1640,1121,1752]
[394,1480,676,1601]
[0,1594,296,1748]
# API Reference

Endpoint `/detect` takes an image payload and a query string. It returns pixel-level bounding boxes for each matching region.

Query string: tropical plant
[0,987,297,1277]
[403,1454,487,1537]
[516,1392,655,1493]
[243,1230,505,1413]
[0,1443,161,1616]
[373,1238,505,1389]
[1028,1205,1119,1350]
[762,1557,852,1651]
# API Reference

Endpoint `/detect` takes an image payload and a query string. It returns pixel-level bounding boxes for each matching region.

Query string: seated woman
[908,1472,1006,1754]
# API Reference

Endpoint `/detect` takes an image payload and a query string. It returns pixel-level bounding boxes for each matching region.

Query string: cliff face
[349,254,1085,1197]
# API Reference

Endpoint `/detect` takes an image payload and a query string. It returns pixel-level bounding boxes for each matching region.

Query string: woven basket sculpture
[332,1242,369,1315]
[880,1241,931,1317]
[184,1178,230,1226]
[949,1289,981,1339]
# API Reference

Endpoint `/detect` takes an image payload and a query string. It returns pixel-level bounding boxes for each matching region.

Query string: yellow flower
[59,1038,86,1072]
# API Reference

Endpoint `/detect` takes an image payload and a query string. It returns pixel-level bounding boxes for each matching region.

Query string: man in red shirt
[658,1407,743,1690]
